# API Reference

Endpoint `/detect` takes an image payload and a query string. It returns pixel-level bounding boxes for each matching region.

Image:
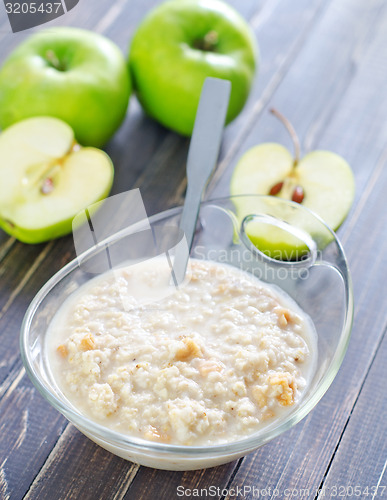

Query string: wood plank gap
[303,0,387,153]
[221,457,244,500]
[207,0,330,193]
[0,345,35,402]
[249,0,281,30]
[133,134,187,190]
[314,322,387,500]
[0,20,12,36]
[371,457,387,500]
[341,145,387,246]
[0,366,25,400]
[111,464,141,500]
[0,238,15,264]
[0,241,53,323]
[23,422,141,500]
[22,423,71,500]
[94,0,129,34]
[254,412,316,499]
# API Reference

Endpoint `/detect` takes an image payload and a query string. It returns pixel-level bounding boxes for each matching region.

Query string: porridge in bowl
[47,258,317,446]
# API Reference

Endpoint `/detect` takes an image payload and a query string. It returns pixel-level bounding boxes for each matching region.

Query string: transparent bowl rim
[20,195,354,457]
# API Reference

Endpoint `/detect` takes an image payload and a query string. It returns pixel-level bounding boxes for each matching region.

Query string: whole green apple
[129,0,258,136]
[0,28,131,147]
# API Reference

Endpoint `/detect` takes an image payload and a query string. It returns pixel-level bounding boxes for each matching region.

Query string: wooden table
[1,0,387,498]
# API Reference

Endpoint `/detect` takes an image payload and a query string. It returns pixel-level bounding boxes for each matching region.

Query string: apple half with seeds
[0,117,114,244]
[230,109,355,259]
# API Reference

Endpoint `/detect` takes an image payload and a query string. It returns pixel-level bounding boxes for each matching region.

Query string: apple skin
[231,143,355,259]
[129,0,258,136]
[0,117,114,244]
[0,181,113,244]
[0,206,94,245]
[0,167,113,245]
[0,28,131,147]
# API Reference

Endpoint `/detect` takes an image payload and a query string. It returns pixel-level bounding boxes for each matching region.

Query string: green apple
[129,0,258,136]
[0,117,114,244]
[230,109,355,259]
[0,28,131,147]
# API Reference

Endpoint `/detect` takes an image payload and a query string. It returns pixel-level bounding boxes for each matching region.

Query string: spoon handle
[172,77,231,285]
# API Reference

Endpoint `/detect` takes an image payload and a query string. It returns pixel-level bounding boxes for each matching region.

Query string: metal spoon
[171,77,231,285]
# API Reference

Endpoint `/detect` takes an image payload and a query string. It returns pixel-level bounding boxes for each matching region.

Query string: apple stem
[45,50,65,72]
[270,108,301,166]
[193,31,219,52]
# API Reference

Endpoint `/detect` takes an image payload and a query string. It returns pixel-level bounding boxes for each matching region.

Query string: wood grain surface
[0,0,386,499]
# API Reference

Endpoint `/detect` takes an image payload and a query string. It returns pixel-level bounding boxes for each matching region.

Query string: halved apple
[0,117,114,244]
[230,110,355,259]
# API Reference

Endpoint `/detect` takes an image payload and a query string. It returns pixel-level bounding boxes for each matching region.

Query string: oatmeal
[46,258,317,446]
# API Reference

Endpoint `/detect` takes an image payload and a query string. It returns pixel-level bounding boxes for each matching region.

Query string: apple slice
[230,109,355,259]
[0,117,114,244]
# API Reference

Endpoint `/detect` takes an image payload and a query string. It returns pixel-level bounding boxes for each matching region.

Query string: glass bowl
[20,195,353,470]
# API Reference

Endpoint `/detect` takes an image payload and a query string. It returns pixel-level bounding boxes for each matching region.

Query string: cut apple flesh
[295,151,355,230]
[0,117,114,244]
[230,143,355,259]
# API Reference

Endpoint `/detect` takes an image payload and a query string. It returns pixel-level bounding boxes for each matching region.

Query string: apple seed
[269,181,284,196]
[292,185,304,204]
[41,177,54,195]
